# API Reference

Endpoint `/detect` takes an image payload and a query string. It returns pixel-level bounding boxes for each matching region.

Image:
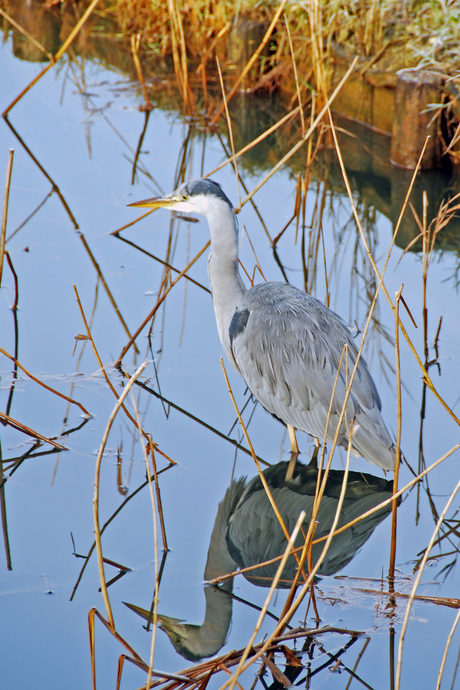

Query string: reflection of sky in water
[1,34,460,690]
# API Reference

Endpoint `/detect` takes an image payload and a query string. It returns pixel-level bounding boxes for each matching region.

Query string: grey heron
[130,178,397,470]
[125,458,394,661]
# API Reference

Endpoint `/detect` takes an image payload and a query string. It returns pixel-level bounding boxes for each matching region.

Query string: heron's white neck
[161,479,245,661]
[196,584,233,655]
[205,200,247,362]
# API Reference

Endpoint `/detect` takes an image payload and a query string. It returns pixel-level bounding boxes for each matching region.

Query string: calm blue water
[1,22,460,690]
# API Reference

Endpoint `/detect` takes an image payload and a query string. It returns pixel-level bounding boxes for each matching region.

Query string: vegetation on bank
[111,0,460,76]
[1,0,459,168]
[101,0,460,167]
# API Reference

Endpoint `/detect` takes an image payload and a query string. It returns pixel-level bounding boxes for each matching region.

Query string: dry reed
[0,149,13,287]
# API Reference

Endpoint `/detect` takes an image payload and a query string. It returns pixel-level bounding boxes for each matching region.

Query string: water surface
[1,30,460,690]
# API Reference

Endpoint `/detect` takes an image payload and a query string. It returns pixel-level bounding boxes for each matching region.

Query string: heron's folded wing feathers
[230,283,392,450]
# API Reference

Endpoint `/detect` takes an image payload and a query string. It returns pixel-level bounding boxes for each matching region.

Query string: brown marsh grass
[111,0,460,71]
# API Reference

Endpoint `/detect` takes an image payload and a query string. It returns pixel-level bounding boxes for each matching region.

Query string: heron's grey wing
[226,462,394,583]
[315,481,393,574]
[230,283,394,464]
[226,483,315,586]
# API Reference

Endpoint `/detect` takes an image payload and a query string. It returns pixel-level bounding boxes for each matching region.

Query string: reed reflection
[127,458,394,661]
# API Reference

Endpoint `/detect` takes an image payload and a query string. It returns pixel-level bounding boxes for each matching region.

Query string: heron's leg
[312,436,320,459]
[285,451,298,481]
[285,425,299,480]
[288,424,299,453]
[306,439,321,469]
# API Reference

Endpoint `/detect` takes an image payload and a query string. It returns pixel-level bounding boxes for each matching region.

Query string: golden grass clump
[111,0,235,58]
[105,0,460,125]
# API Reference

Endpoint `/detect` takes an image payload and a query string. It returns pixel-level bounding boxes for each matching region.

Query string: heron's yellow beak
[128,194,180,210]
[156,613,186,631]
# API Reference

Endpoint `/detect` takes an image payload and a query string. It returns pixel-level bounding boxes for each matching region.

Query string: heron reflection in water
[126,459,394,661]
[130,178,398,471]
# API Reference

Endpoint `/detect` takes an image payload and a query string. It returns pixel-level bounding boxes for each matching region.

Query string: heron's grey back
[229,282,395,468]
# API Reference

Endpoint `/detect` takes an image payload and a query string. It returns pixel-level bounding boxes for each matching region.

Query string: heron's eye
[181,194,188,201]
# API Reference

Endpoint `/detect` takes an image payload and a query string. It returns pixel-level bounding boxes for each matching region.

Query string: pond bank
[1,0,460,170]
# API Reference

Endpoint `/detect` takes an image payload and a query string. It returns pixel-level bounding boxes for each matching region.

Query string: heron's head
[157,613,222,662]
[124,599,228,661]
[129,178,233,217]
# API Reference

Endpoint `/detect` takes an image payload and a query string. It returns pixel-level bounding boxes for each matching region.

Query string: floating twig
[0,411,67,450]
[0,347,90,417]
